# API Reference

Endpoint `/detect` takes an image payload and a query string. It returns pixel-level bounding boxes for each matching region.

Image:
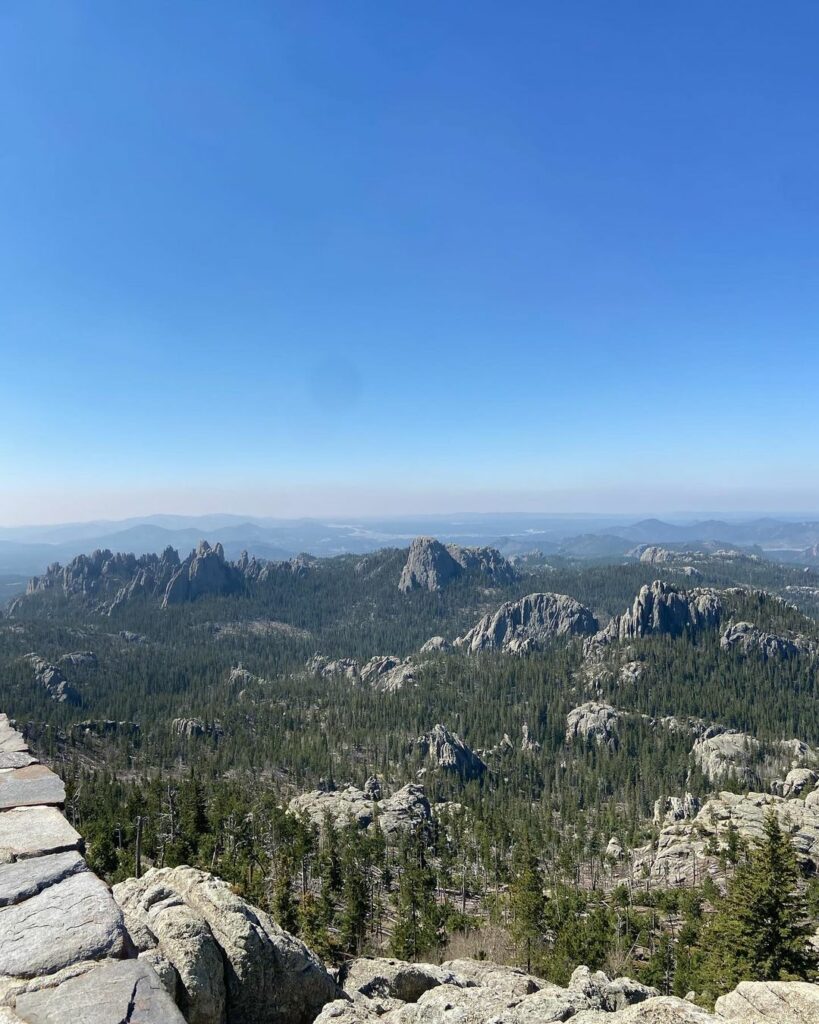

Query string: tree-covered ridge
[2,546,819,1005]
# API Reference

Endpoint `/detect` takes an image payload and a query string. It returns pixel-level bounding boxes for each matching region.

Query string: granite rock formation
[398,538,515,593]
[288,782,432,838]
[456,593,598,654]
[415,724,486,779]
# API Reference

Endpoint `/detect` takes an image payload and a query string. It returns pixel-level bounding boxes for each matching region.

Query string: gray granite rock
[456,593,598,654]
[113,866,339,1024]
[0,766,65,810]
[14,958,185,1024]
[399,537,515,593]
[415,725,486,779]
[566,702,620,749]
[118,888,225,1024]
[0,871,125,979]
[0,850,86,907]
[0,717,27,755]
[0,754,36,770]
[720,621,816,661]
[0,868,124,978]
[341,957,463,1003]
[714,980,819,1021]
[0,805,82,860]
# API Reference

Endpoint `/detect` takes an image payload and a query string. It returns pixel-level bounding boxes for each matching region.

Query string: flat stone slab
[0,871,125,978]
[0,806,81,860]
[15,959,186,1024]
[0,766,65,810]
[0,752,37,770]
[0,850,86,907]
[0,718,27,755]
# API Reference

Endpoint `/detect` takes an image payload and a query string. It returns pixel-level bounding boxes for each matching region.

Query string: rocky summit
[398,537,516,592]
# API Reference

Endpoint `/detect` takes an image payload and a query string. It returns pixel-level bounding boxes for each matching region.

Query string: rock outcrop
[360,657,417,693]
[57,651,98,668]
[415,725,486,779]
[455,593,598,654]
[653,793,701,825]
[288,782,432,838]
[596,581,723,646]
[398,537,515,593]
[419,636,451,654]
[720,621,816,660]
[645,789,819,884]
[690,728,816,787]
[16,541,316,615]
[113,866,340,1024]
[306,654,419,692]
[172,717,223,740]
[22,656,80,705]
[566,702,621,749]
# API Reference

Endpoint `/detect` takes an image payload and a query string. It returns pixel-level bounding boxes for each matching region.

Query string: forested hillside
[2,540,819,1003]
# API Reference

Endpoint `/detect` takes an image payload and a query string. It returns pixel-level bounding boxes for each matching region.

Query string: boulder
[114,879,225,1024]
[691,731,760,786]
[306,656,361,681]
[341,957,461,1003]
[653,794,701,825]
[0,851,85,908]
[456,593,598,654]
[440,959,542,997]
[288,783,431,839]
[360,656,417,693]
[714,980,819,1021]
[0,717,28,755]
[419,636,451,654]
[569,966,658,1011]
[771,767,818,798]
[113,866,340,1024]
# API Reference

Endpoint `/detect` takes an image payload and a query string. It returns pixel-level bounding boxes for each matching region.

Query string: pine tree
[700,811,818,999]
[509,848,546,973]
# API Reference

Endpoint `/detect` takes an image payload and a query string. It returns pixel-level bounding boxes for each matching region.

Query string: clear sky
[1,2,818,524]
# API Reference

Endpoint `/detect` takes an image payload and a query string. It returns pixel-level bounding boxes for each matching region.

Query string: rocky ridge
[398,537,516,593]
[15,541,316,615]
[22,655,80,705]
[455,592,599,654]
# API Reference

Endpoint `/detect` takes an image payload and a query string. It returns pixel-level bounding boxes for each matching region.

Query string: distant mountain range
[1,512,819,578]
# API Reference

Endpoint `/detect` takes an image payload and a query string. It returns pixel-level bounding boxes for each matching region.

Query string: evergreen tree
[700,811,818,999]
[509,847,546,973]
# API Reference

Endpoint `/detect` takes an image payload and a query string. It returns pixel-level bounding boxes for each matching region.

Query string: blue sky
[1,2,818,523]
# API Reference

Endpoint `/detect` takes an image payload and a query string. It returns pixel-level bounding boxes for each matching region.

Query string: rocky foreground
[1,711,819,1023]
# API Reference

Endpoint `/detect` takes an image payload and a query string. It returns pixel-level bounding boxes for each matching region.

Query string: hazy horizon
[3,4,819,519]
